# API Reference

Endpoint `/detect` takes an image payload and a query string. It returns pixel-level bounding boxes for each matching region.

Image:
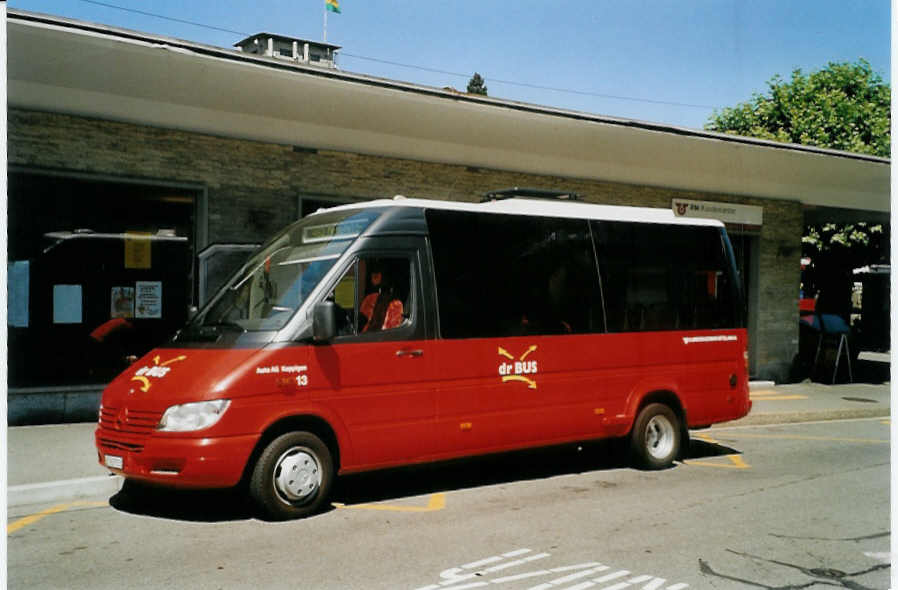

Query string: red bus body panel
[95,329,749,487]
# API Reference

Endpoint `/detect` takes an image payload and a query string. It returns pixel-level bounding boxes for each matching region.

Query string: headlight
[158,399,231,432]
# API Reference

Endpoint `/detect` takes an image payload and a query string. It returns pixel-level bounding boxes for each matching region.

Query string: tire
[629,403,681,470]
[250,431,334,520]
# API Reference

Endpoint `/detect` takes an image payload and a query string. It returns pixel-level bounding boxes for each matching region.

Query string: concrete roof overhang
[7,10,890,214]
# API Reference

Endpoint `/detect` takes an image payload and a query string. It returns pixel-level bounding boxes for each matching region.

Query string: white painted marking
[416,550,689,590]
[440,583,488,590]
[593,570,630,583]
[550,563,603,573]
[463,556,505,569]
[492,570,551,583]
[548,566,609,586]
[438,569,469,585]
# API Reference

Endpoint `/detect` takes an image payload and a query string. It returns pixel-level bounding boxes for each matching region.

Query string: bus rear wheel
[250,431,334,520]
[630,403,681,470]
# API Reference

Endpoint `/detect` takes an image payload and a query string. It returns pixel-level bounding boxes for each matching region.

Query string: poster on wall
[110,286,135,319]
[135,281,163,319]
[125,232,152,269]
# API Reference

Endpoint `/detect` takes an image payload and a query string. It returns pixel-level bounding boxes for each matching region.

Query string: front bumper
[95,427,258,488]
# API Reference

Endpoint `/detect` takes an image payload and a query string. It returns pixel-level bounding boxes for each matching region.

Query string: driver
[360,264,404,332]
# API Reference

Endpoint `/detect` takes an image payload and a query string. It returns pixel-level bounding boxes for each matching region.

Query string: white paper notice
[136,281,163,319]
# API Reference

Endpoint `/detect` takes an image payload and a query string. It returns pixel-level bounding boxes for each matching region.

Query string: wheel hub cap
[273,447,321,504]
[645,415,675,460]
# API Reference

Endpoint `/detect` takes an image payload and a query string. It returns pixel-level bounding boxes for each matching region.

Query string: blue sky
[8,0,891,130]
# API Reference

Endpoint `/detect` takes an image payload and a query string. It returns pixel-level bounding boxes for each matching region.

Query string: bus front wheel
[250,431,334,520]
[630,403,681,470]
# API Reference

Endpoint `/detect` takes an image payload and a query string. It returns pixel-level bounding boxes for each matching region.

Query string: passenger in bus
[360,264,404,332]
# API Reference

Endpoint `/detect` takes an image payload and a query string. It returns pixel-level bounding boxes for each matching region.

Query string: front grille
[99,406,162,435]
[98,437,145,453]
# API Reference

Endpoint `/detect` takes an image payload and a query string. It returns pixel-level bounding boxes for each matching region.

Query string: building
[234,33,339,68]
[6,9,890,422]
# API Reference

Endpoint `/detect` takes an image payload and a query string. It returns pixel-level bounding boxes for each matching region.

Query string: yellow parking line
[332,492,446,513]
[685,455,750,469]
[8,501,107,535]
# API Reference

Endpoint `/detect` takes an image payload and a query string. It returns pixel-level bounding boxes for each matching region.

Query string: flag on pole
[326,0,341,14]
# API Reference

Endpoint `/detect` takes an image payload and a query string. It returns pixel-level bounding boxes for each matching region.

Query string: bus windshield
[198,208,381,332]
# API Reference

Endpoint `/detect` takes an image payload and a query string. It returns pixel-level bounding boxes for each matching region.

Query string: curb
[8,475,123,508]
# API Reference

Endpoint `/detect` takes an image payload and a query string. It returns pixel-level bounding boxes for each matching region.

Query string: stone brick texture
[9,109,801,380]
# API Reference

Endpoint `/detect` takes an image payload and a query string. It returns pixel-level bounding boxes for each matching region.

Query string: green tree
[705,59,890,157]
[708,60,890,323]
[467,72,488,96]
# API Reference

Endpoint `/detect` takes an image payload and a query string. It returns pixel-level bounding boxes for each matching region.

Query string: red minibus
[96,192,750,520]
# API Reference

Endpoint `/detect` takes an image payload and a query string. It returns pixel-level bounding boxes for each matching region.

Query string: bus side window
[427,210,602,338]
[593,221,738,332]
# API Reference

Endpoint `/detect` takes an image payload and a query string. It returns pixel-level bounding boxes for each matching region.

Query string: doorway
[8,170,203,388]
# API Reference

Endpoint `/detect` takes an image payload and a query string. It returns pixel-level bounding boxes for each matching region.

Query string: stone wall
[9,108,802,380]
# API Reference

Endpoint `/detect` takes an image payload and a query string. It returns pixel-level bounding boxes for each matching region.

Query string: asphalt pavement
[6,379,891,508]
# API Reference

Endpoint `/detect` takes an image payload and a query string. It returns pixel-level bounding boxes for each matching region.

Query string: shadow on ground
[109,435,742,523]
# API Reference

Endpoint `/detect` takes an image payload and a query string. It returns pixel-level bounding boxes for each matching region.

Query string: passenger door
[308,238,437,469]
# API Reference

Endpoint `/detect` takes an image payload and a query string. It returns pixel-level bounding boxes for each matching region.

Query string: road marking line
[593,569,630,583]
[684,455,750,469]
[531,565,609,588]
[463,556,506,569]
[7,500,107,535]
[419,551,689,590]
[492,570,552,583]
[331,492,445,513]
[502,549,534,558]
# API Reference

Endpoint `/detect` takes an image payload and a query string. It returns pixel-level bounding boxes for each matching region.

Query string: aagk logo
[497,345,539,389]
[130,354,187,393]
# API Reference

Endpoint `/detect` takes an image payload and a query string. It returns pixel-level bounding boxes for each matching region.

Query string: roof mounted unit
[482,187,582,202]
[234,33,340,68]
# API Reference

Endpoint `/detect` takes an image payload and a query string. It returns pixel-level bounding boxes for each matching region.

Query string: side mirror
[312,301,336,343]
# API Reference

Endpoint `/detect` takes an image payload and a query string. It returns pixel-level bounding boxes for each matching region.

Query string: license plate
[105,454,123,470]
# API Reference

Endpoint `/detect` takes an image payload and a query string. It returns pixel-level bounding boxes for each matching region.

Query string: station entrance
[8,170,201,390]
